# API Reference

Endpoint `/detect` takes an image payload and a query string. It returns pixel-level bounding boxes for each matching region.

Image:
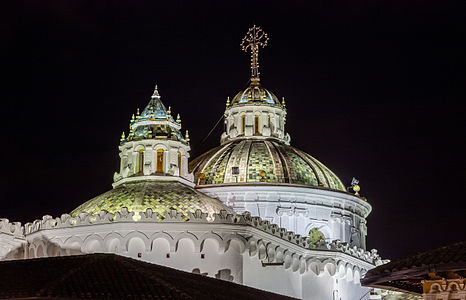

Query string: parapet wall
[15,207,382,266]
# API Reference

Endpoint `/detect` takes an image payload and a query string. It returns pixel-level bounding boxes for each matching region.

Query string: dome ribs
[292,148,331,188]
[270,141,293,184]
[264,141,286,183]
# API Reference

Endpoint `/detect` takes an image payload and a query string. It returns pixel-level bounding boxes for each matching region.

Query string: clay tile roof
[0,254,297,299]
[361,241,466,295]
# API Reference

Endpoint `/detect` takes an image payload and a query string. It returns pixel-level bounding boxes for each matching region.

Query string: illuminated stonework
[191,140,345,190]
[0,27,381,300]
[71,181,233,220]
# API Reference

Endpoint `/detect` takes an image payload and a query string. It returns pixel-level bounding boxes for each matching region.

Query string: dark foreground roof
[0,254,297,299]
[361,241,466,295]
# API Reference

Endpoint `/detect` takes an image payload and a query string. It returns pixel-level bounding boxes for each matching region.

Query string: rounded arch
[336,261,348,279]
[447,281,460,292]
[345,266,354,282]
[199,232,224,253]
[429,283,443,293]
[36,244,45,258]
[248,239,258,257]
[291,255,300,272]
[122,231,150,252]
[224,234,248,254]
[149,232,174,251]
[174,232,199,252]
[266,243,276,262]
[28,246,35,258]
[83,234,105,253]
[103,232,124,253]
[323,259,337,276]
[257,241,267,260]
[153,143,169,152]
[64,236,83,248]
[307,258,322,276]
[134,144,146,152]
[284,253,292,269]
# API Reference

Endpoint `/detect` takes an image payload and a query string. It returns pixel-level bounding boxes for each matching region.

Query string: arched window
[138,149,144,173]
[156,149,164,173]
[268,115,271,129]
[178,152,182,175]
[241,115,246,134]
[254,115,259,134]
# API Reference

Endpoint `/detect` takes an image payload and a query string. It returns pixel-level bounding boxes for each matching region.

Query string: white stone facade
[221,103,290,145]
[0,209,381,299]
[196,184,370,249]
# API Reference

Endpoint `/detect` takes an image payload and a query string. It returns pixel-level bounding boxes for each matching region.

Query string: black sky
[1,1,465,260]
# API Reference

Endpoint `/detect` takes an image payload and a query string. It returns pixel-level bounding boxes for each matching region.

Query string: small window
[138,149,144,173]
[241,115,246,134]
[156,149,164,173]
[254,115,259,134]
[178,152,182,175]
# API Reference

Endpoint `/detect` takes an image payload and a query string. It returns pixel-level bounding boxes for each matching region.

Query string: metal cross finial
[241,25,269,79]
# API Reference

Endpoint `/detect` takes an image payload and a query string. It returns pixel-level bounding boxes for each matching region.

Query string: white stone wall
[221,104,290,145]
[196,184,371,249]
[1,209,380,300]
[114,139,193,183]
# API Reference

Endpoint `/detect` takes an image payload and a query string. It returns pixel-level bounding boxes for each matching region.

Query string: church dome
[230,78,282,107]
[70,181,234,220]
[190,140,346,191]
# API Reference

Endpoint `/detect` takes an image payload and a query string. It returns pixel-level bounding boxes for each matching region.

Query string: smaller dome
[231,78,282,107]
[71,181,234,220]
[121,87,188,145]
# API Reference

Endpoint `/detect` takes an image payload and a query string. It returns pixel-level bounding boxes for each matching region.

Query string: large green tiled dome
[71,181,233,220]
[190,140,346,191]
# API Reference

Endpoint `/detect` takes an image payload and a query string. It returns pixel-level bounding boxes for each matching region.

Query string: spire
[152,84,160,98]
[241,25,269,80]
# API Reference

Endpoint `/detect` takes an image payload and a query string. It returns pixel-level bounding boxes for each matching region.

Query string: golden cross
[241,25,269,79]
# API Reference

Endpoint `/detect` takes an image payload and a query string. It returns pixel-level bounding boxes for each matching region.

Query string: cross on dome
[241,25,269,79]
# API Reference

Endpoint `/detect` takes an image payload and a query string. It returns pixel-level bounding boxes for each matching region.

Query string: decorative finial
[176,113,181,126]
[351,177,360,196]
[152,84,160,98]
[167,106,171,116]
[241,25,269,79]
[131,114,135,122]
[226,96,230,107]
[136,108,140,116]
[120,132,125,142]
[282,97,286,108]
[185,130,190,143]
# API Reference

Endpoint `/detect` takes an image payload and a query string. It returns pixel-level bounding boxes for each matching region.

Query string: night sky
[2,1,465,260]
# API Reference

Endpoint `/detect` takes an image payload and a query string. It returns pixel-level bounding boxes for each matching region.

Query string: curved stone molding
[15,208,382,267]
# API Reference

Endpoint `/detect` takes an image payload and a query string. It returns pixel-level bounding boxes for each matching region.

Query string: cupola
[221,26,290,145]
[113,85,193,187]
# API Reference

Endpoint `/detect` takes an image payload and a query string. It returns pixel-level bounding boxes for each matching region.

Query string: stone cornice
[18,208,381,267]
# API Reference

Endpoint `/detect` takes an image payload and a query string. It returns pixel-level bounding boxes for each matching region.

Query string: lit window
[156,149,164,173]
[178,152,182,175]
[241,115,246,134]
[138,149,144,173]
[254,115,259,134]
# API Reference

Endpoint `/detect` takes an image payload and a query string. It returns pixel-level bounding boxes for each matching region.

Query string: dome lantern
[221,26,290,145]
[113,84,193,186]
